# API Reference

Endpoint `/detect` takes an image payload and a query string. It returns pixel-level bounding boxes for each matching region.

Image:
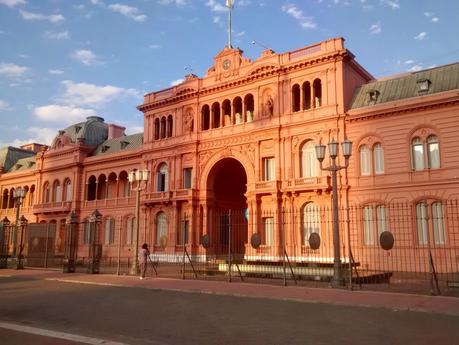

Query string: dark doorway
[207,158,248,258]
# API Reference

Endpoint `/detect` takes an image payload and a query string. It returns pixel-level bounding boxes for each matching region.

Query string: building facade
[1,37,459,279]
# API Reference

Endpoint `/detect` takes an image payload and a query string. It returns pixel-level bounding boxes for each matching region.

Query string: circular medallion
[379,231,395,251]
[222,59,231,70]
[308,232,321,250]
[250,233,261,249]
[201,234,210,248]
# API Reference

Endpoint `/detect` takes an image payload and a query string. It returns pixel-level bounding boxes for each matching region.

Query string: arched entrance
[206,158,248,258]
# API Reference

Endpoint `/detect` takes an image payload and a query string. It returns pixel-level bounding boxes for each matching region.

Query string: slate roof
[349,62,459,110]
[91,133,143,156]
[6,156,36,173]
[0,147,36,173]
[59,116,108,147]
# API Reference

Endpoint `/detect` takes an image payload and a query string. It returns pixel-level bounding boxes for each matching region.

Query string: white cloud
[408,64,422,72]
[71,49,98,65]
[281,4,317,29]
[18,54,29,59]
[48,69,64,75]
[236,31,245,37]
[58,80,140,107]
[90,0,103,5]
[206,0,227,13]
[431,17,439,23]
[369,23,381,35]
[20,10,65,23]
[0,62,29,78]
[381,0,400,9]
[158,0,187,6]
[424,12,439,23]
[149,44,161,49]
[414,32,427,40]
[125,125,144,135]
[0,0,26,7]
[404,60,414,64]
[9,127,61,147]
[44,30,70,40]
[0,100,13,111]
[213,16,221,24]
[108,4,147,22]
[34,105,97,122]
[170,78,184,86]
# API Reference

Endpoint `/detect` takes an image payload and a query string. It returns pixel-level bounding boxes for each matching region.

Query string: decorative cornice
[137,50,349,113]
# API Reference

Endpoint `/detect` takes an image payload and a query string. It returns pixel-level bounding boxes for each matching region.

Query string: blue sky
[0,0,458,148]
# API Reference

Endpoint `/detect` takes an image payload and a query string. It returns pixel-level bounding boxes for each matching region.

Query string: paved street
[0,270,459,345]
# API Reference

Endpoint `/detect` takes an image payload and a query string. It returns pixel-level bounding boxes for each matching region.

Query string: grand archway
[206,158,248,258]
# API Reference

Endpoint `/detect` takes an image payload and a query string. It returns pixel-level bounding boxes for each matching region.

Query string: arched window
[107,173,117,199]
[427,135,440,169]
[156,212,168,246]
[104,217,115,245]
[126,216,135,245]
[359,145,371,176]
[233,97,243,124]
[97,174,107,200]
[292,84,300,112]
[363,205,388,246]
[2,189,8,209]
[64,179,72,202]
[160,117,166,139]
[313,79,322,108]
[222,99,231,126]
[43,182,51,203]
[373,143,384,174]
[201,105,210,130]
[302,81,311,110]
[416,202,428,245]
[432,202,446,245]
[157,163,168,192]
[301,141,318,177]
[87,176,97,201]
[211,102,220,128]
[154,118,160,140]
[167,115,173,137]
[302,202,320,245]
[53,181,61,202]
[118,171,130,197]
[411,137,424,171]
[244,94,254,122]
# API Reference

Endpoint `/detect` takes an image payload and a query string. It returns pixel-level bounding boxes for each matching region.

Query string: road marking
[45,278,125,288]
[0,321,128,345]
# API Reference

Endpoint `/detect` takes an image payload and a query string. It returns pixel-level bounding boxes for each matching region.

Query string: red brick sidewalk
[2,269,459,316]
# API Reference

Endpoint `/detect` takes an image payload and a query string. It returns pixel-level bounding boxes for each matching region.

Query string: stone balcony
[33,201,72,214]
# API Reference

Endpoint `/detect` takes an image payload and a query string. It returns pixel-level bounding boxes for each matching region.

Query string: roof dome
[55,116,109,147]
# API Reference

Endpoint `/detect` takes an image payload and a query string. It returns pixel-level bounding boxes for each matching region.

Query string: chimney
[108,124,126,139]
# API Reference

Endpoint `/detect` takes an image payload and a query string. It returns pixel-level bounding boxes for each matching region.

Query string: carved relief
[183,153,193,162]
[261,89,274,118]
[183,107,194,133]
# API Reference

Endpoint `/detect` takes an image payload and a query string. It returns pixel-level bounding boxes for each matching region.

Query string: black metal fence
[1,201,459,297]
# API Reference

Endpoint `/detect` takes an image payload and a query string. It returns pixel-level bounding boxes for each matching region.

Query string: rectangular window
[157,173,166,192]
[177,219,189,245]
[412,144,425,170]
[373,145,384,174]
[183,168,192,189]
[432,202,446,245]
[428,142,440,169]
[262,157,275,181]
[83,222,91,245]
[376,205,388,237]
[263,217,274,245]
[104,218,115,245]
[360,147,371,176]
[363,206,374,245]
[416,203,428,245]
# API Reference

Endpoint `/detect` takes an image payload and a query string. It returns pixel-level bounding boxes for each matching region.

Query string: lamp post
[13,187,27,257]
[16,215,28,269]
[128,169,150,276]
[315,138,352,287]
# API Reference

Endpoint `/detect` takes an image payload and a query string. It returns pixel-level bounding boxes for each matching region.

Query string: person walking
[139,243,150,279]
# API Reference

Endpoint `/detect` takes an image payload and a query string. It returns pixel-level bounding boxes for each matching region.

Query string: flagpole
[227,0,233,48]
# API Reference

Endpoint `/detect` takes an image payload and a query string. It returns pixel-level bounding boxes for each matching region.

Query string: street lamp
[128,169,149,276]
[13,187,27,257]
[315,138,352,287]
[16,215,28,269]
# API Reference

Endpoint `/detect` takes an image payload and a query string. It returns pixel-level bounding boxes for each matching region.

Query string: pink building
[1,37,458,289]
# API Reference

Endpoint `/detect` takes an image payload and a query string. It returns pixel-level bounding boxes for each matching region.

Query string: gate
[26,223,60,268]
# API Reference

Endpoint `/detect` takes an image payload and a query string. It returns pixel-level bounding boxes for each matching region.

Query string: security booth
[63,211,78,273]
[87,209,102,274]
[0,217,11,269]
